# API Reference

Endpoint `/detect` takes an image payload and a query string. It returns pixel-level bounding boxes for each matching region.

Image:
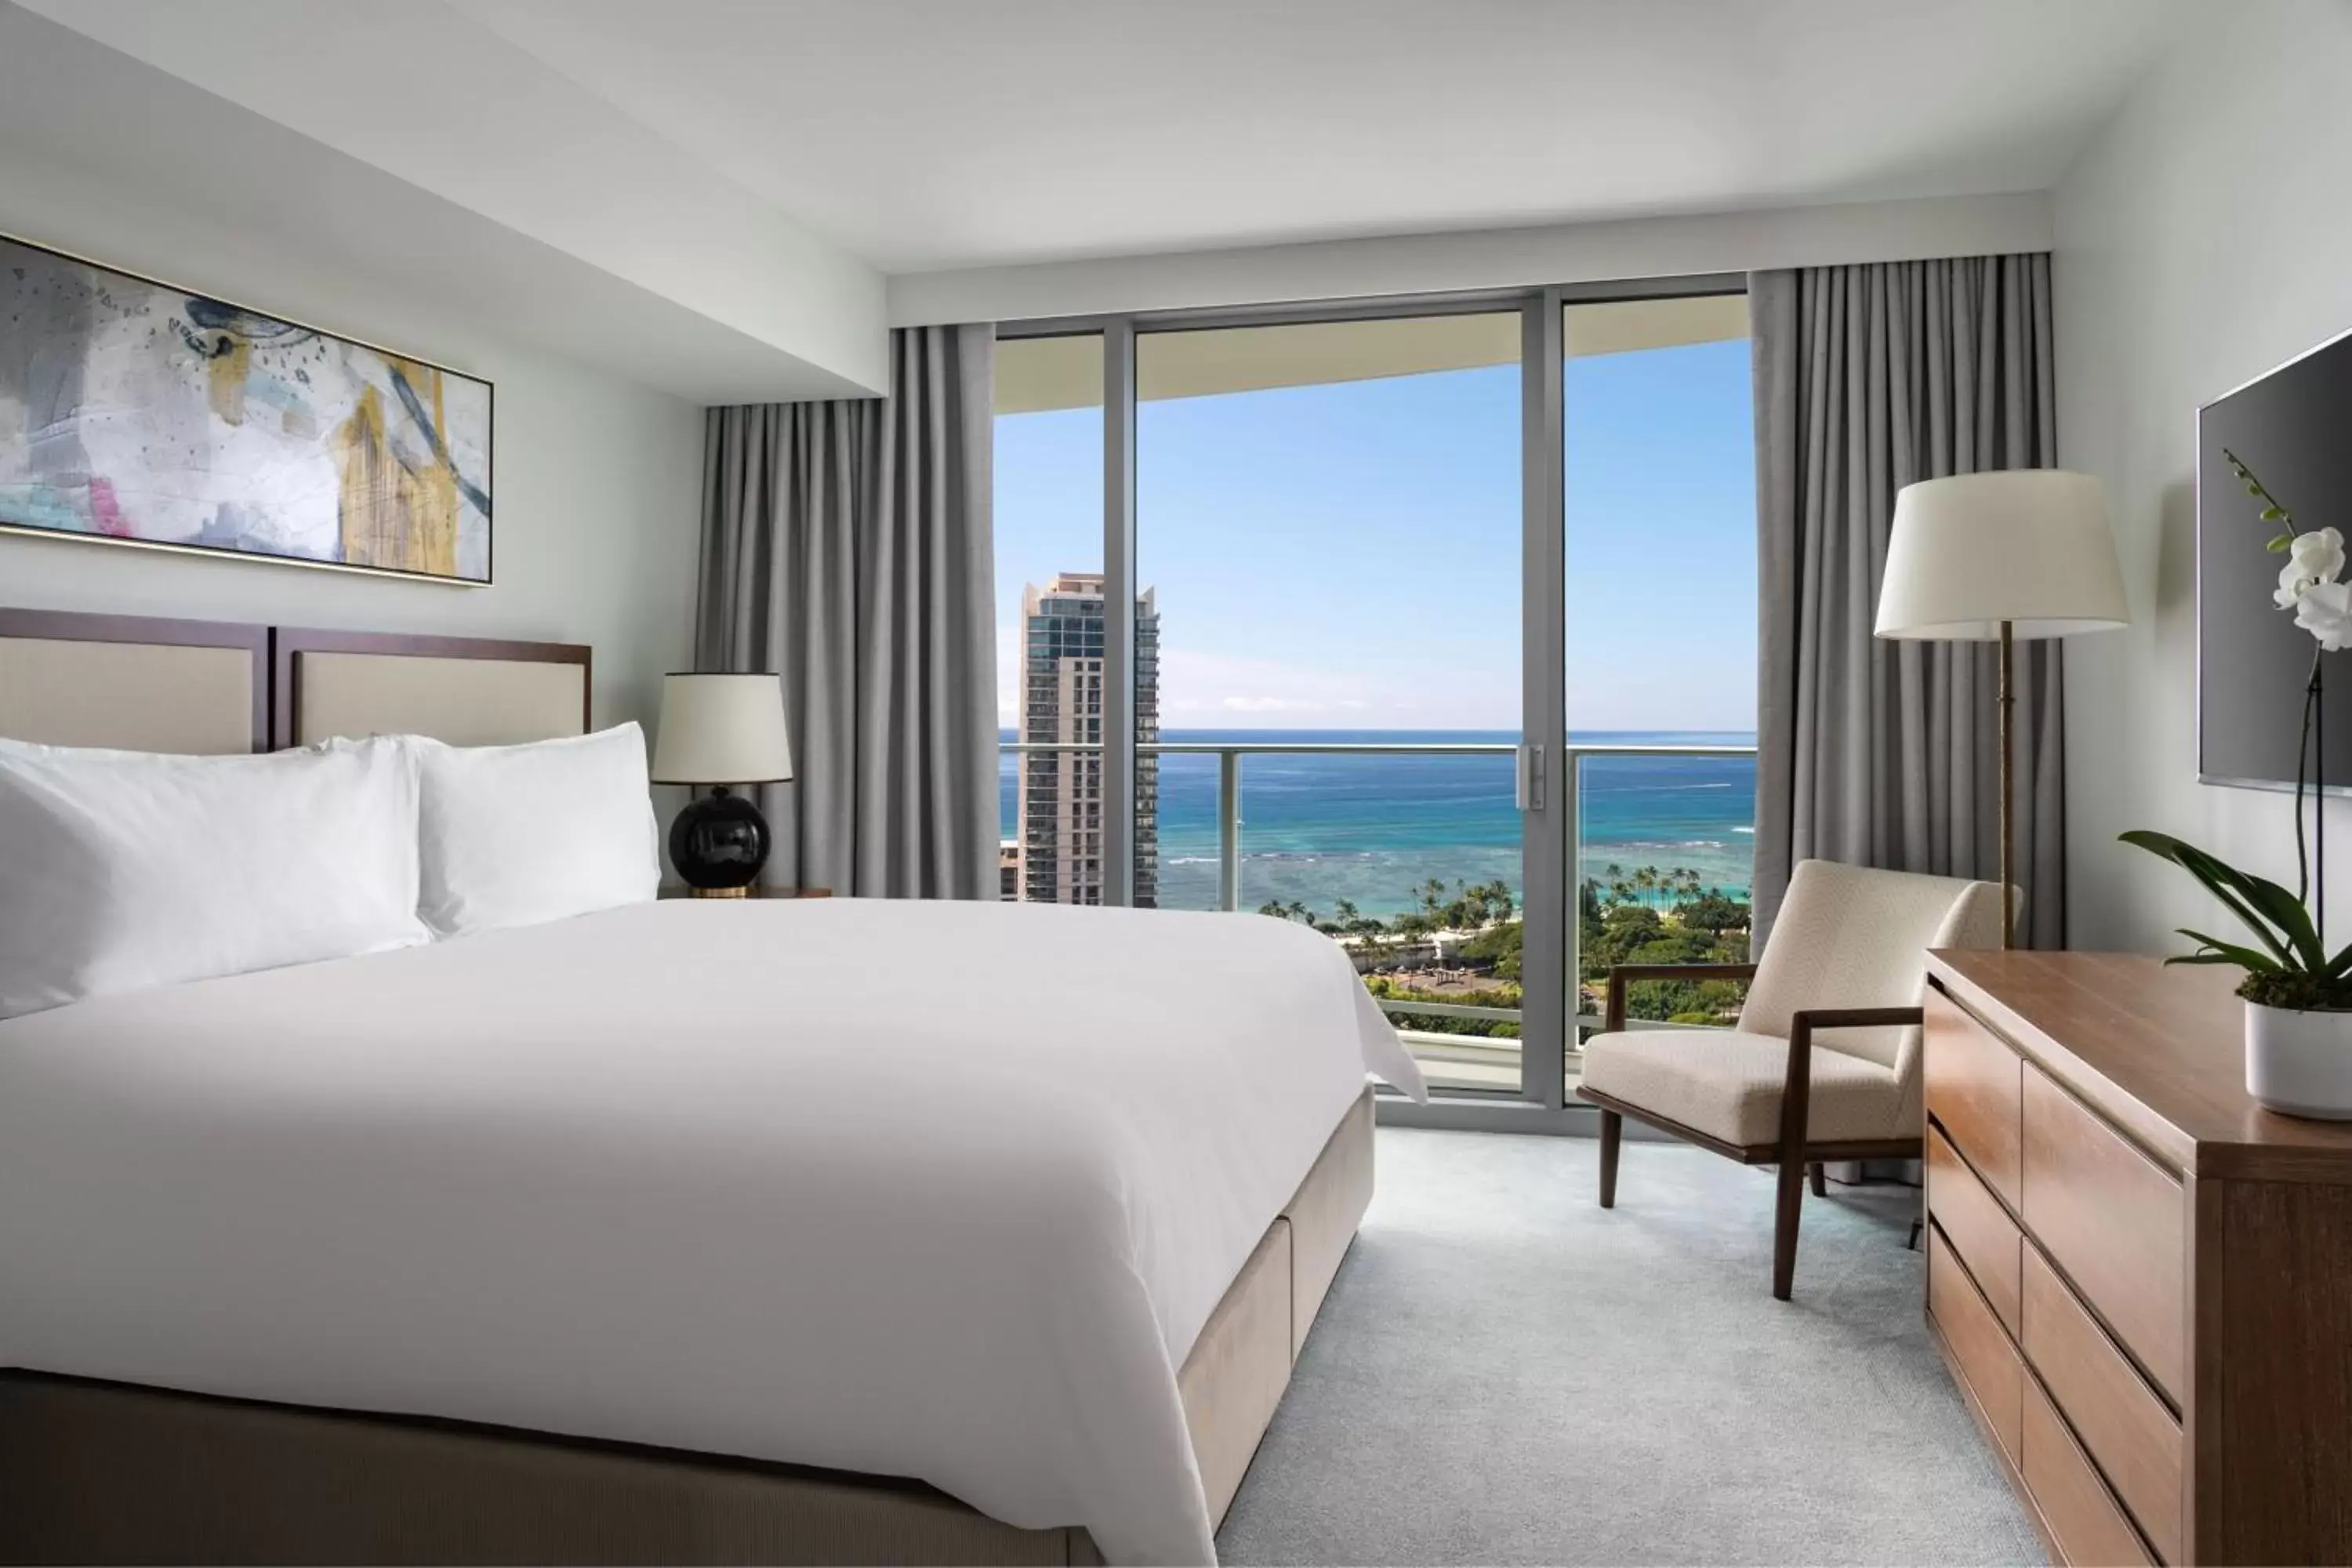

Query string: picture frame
[0,230,493,586]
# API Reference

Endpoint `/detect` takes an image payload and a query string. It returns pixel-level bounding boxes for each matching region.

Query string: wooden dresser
[1924,951,2352,1566]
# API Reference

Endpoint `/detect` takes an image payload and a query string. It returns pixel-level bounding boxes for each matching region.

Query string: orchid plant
[2122,451,2352,1011]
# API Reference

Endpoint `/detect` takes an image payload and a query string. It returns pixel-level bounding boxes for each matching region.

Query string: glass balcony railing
[997,739,1758,1097]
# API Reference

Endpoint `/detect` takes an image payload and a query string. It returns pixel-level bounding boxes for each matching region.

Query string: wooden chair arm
[1766,1003,1928,1301]
[1777,1004,1929,1169]
[1782,1005,1927,1115]
[1788,1005,1926,1040]
[1603,962,1761,1033]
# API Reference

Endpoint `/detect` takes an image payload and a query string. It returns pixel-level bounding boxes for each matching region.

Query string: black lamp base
[669,786,771,893]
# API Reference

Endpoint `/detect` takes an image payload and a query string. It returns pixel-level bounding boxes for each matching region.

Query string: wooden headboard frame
[0,607,270,753]
[0,608,590,753]
[270,627,593,750]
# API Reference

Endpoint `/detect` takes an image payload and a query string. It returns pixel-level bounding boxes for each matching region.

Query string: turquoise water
[1000,729,1755,916]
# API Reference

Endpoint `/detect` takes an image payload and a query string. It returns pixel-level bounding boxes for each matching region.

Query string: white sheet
[0,898,1424,1564]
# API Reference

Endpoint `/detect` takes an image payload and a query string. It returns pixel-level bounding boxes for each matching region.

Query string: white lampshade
[1875,470,2131,641]
[650,673,794,785]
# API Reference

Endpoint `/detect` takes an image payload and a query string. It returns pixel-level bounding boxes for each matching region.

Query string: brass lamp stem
[2000,619,2016,951]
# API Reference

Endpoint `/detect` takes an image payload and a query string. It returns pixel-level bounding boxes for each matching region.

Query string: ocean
[999,729,1756,917]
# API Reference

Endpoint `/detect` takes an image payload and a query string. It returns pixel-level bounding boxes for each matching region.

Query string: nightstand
[658,885,832,900]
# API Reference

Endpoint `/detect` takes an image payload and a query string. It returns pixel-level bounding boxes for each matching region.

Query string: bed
[0,608,1418,1566]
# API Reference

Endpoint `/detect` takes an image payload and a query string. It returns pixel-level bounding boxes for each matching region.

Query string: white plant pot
[2245,1000,2352,1120]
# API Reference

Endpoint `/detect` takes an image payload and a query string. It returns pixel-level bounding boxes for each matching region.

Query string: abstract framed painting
[0,231,492,584]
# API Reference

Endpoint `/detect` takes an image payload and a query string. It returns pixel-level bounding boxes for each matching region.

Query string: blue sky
[993,334,1755,731]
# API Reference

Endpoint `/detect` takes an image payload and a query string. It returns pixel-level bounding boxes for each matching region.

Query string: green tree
[1456,917,1523,980]
[1679,892,1751,937]
[1574,883,1750,1026]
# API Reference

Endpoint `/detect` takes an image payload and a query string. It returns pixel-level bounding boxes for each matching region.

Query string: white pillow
[411,722,659,938]
[0,735,430,1020]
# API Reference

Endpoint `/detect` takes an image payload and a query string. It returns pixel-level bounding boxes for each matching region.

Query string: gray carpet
[1217,1129,2045,1566]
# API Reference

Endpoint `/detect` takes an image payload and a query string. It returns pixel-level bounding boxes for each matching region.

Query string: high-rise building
[1014,572,1158,906]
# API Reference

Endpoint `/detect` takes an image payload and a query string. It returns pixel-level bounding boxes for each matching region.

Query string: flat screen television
[2199,325,2352,795]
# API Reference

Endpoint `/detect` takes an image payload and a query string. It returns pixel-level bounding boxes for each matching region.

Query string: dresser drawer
[2023,1374,2155,1567]
[1929,1222,2022,1467]
[1925,985,2024,1210]
[1927,1122,2022,1334]
[2021,1065,2186,1403]
[2022,1243,2182,1563]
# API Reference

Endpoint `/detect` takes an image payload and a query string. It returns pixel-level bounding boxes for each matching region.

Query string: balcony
[1000,738,1759,1097]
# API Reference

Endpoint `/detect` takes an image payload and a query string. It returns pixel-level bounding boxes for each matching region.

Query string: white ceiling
[449,0,2190,274]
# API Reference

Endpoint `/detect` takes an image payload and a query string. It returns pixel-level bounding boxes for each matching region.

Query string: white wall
[14,0,888,399]
[2055,0,2352,951]
[0,3,866,407]
[0,132,706,765]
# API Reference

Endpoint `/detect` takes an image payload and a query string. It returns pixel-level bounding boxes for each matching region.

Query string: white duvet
[0,898,1424,1564]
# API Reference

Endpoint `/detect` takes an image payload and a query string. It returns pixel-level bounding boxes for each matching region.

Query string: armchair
[1576,858,2005,1300]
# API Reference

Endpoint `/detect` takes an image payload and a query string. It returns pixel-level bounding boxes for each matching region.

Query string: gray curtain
[1751,256,2064,949]
[695,325,997,899]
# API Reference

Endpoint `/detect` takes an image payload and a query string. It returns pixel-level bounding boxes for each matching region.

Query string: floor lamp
[1874,470,2130,949]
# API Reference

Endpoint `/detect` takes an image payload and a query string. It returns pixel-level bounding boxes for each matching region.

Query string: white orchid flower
[2275,527,2347,608]
[2296,578,2352,652]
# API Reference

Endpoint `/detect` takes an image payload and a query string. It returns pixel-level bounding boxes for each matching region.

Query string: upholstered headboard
[0,610,591,754]
[273,629,591,748]
[0,608,268,753]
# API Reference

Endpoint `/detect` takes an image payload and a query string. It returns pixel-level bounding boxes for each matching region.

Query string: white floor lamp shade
[1874,470,2129,946]
[1875,470,2130,642]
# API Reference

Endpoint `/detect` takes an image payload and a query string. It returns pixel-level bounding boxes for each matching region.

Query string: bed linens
[0,734,427,1019]
[409,722,660,937]
[0,898,1422,1565]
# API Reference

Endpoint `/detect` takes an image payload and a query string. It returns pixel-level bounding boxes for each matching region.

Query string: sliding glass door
[1560,294,1757,1087]
[993,332,1112,907]
[1134,310,1526,1094]
[993,281,1755,1125]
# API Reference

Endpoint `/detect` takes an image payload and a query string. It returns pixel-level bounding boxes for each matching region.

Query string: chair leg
[1773,1155,1806,1301]
[1599,1109,1622,1209]
[1772,1018,1818,1301]
[1809,1161,1827,1197]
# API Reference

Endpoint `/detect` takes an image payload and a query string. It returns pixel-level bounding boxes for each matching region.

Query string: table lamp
[650,673,794,897]
[1875,470,2129,947]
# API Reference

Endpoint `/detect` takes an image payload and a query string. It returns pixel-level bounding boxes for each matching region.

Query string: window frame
[995,274,1748,1132]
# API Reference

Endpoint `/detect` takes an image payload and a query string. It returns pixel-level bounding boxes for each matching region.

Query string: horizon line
[996,724,1761,736]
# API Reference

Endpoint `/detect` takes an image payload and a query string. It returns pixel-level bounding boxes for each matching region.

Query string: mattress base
[0,1087,1375,1566]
